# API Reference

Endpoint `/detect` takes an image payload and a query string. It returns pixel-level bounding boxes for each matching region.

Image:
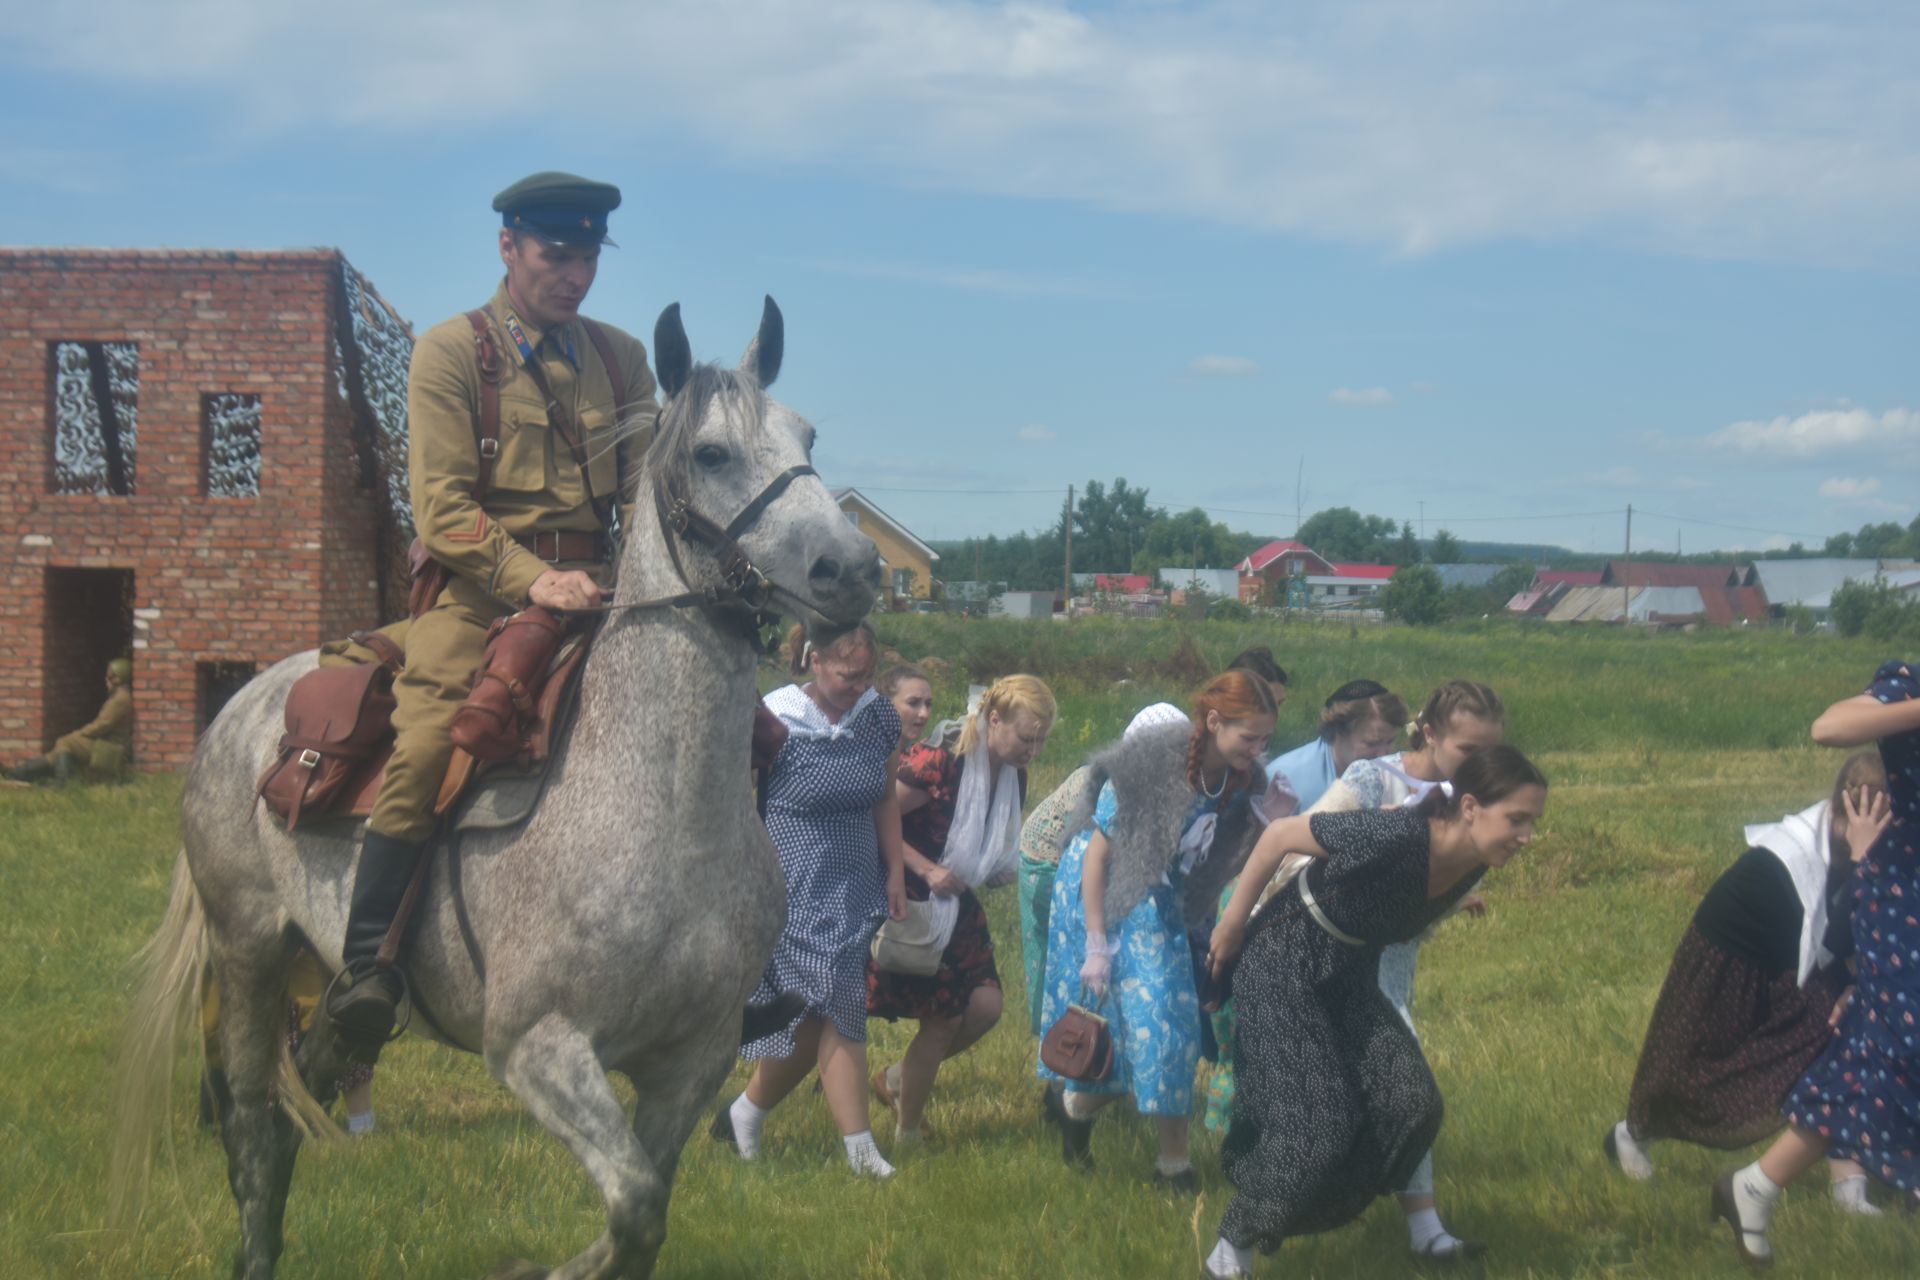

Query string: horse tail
[108,849,210,1229]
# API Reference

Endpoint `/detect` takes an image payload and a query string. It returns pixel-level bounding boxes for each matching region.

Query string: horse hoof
[482,1260,547,1280]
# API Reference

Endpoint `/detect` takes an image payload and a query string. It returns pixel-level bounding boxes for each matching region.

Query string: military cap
[493,171,621,246]
[107,657,132,683]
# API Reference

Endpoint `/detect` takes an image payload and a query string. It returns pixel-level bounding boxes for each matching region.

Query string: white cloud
[1708,407,1920,458]
[1329,386,1394,407]
[1188,355,1258,378]
[814,259,1121,300]
[10,3,1920,263]
[1819,476,1881,499]
[1017,423,1056,443]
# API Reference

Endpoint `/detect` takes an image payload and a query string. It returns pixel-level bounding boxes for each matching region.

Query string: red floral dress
[867,743,1021,1020]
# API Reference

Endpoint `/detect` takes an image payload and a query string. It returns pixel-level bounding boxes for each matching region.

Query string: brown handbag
[448,606,566,763]
[1040,990,1114,1083]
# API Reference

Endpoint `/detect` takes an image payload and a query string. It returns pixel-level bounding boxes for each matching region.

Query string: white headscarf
[923,708,1025,949]
[1744,800,1837,987]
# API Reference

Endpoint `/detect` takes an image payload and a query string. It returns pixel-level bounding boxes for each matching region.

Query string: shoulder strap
[580,318,630,414]
[464,310,504,500]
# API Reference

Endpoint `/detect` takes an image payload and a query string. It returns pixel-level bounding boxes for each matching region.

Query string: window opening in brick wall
[42,567,135,756]
[197,661,258,734]
[203,394,263,497]
[49,342,139,495]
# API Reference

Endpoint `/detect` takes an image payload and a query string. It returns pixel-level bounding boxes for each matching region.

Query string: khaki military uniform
[370,282,659,842]
[49,682,133,774]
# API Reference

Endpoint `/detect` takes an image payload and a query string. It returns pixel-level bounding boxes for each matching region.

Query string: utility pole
[1419,500,1425,541]
[1623,503,1633,625]
[1063,484,1074,606]
[1295,459,1305,537]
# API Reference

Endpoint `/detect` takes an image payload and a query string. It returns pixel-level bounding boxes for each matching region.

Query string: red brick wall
[0,249,387,768]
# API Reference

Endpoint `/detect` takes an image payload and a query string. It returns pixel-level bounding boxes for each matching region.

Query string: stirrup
[323,958,413,1045]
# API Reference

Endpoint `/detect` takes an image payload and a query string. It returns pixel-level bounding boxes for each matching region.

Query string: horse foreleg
[489,1014,665,1280]
[211,943,295,1280]
[619,1029,741,1276]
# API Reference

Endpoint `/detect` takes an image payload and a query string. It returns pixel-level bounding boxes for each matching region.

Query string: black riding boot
[326,831,422,1056]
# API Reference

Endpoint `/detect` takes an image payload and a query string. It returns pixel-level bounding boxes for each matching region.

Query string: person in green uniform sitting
[6,657,134,783]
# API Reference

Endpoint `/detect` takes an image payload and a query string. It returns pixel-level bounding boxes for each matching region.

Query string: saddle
[256,614,790,831]
[256,610,594,830]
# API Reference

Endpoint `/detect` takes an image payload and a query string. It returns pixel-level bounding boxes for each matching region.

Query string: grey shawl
[1055,721,1270,928]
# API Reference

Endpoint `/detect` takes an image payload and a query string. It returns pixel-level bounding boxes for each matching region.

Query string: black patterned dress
[1219,807,1483,1252]
[866,743,1023,1021]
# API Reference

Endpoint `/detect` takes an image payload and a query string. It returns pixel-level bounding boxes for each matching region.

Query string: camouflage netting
[332,258,415,621]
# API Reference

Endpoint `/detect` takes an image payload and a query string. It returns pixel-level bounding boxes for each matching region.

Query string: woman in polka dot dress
[710,623,909,1179]
[1714,660,1920,1264]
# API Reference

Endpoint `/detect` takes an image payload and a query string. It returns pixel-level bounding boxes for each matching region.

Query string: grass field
[4,618,1916,1278]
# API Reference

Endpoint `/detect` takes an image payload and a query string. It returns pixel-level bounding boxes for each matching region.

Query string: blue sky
[4,0,1916,554]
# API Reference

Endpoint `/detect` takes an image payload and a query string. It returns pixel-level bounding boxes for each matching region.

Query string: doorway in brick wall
[41,567,134,755]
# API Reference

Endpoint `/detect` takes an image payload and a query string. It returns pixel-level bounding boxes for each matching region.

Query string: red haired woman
[1037,671,1280,1191]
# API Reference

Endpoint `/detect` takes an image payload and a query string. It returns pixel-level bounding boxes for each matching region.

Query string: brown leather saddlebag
[449,607,566,763]
[258,658,399,830]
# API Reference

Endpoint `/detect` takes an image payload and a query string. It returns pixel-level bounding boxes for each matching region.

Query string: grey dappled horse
[111,298,881,1279]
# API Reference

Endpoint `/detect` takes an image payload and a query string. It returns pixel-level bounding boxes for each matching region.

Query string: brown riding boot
[326,831,421,1059]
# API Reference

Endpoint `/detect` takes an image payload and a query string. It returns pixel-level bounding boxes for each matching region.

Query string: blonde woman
[869,675,1057,1141]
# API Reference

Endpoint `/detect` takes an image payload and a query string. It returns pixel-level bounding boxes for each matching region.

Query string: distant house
[991,591,1056,619]
[1430,564,1507,591]
[832,488,939,606]
[1237,539,1335,602]
[1507,569,1603,616]
[1092,573,1155,595]
[1308,562,1398,605]
[1541,561,1769,626]
[1748,558,1911,619]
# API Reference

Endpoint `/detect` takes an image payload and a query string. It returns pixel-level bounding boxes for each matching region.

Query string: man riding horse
[327,170,660,1054]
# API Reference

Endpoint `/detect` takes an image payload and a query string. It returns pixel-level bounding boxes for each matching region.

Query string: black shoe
[1154,1168,1200,1196]
[326,832,423,1059]
[709,1107,736,1145]
[1061,1113,1095,1170]
[1040,1083,1067,1128]
[4,758,55,783]
[1413,1236,1488,1264]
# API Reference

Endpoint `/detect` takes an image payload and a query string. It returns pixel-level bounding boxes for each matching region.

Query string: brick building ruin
[0,249,413,769]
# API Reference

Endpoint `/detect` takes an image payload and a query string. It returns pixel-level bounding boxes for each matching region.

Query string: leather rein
[574,459,818,653]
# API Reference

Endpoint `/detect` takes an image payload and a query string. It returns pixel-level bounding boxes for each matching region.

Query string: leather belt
[1299,871,1362,947]
[517,530,606,563]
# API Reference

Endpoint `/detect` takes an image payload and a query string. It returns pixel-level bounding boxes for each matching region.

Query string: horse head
[637,296,880,637]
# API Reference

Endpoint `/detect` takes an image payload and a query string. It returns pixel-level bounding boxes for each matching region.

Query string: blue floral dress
[1784,660,1920,1191]
[1038,781,1243,1114]
[743,684,901,1060]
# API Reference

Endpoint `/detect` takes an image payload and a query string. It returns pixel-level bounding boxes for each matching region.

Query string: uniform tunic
[49,682,133,770]
[744,685,902,1058]
[1785,660,1920,1191]
[1219,808,1482,1252]
[372,282,657,841]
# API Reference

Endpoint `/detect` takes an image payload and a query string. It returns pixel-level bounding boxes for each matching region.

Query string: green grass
[4,619,1916,1277]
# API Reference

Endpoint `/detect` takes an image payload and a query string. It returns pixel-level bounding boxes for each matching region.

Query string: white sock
[345,1109,375,1137]
[842,1130,895,1179]
[1611,1120,1654,1180]
[1407,1207,1462,1255]
[1062,1089,1103,1120]
[1205,1237,1254,1278]
[1155,1155,1194,1177]
[884,1061,903,1096]
[1727,1163,1779,1261]
[727,1093,767,1160]
[1832,1174,1881,1216]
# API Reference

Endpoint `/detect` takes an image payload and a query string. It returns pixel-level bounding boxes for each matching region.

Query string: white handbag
[870,899,947,976]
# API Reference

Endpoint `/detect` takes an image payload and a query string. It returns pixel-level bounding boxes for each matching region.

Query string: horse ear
[654,303,691,400]
[739,294,783,388]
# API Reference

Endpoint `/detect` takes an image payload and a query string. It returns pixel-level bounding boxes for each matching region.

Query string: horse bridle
[579,459,818,651]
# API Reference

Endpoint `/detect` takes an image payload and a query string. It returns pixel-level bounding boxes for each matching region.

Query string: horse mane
[643,363,766,481]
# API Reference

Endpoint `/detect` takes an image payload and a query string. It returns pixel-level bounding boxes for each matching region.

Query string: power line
[1634,508,1824,543]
